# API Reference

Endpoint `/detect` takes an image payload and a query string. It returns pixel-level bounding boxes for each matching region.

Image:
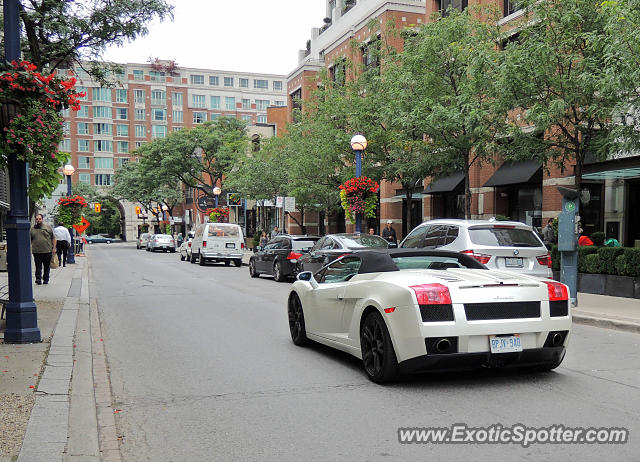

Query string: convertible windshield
[392,255,468,270]
[339,235,389,249]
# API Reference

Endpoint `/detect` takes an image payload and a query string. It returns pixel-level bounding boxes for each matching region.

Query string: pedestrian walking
[30,214,56,285]
[176,233,184,248]
[53,223,72,267]
[382,220,397,244]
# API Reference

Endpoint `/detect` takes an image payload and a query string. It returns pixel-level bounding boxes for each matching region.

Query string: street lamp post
[213,186,222,208]
[3,0,41,343]
[63,164,76,264]
[350,134,368,234]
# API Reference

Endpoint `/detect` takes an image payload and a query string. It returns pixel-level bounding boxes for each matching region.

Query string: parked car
[190,223,244,266]
[399,219,552,278]
[296,233,392,275]
[85,234,113,244]
[289,249,571,383]
[136,233,150,250]
[146,234,176,252]
[179,231,195,261]
[249,235,320,281]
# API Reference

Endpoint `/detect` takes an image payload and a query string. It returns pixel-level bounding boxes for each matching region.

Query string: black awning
[484,160,541,187]
[422,171,465,194]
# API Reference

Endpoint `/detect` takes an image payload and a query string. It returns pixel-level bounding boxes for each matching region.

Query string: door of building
[625,179,640,247]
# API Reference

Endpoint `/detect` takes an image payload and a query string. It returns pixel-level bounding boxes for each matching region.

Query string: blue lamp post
[3,0,41,343]
[350,134,367,234]
[63,163,76,264]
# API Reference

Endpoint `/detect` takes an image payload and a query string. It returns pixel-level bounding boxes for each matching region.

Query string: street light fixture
[350,134,367,233]
[63,163,76,264]
[213,186,222,208]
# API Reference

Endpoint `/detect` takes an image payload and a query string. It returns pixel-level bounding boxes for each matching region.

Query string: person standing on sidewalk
[382,220,397,244]
[53,223,72,267]
[31,214,56,284]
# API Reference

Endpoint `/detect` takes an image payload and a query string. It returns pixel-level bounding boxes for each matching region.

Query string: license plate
[489,334,522,354]
[225,243,235,248]
[505,257,523,267]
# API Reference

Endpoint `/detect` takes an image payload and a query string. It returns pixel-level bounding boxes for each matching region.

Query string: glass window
[207,223,240,237]
[134,89,145,104]
[95,174,112,186]
[422,225,448,248]
[275,100,285,107]
[94,157,114,169]
[114,69,125,80]
[256,99,270,110]
[135,125,146,138]
[225,97,235,110]
[209,76,219,86]
[93,123,112,135]
[60,107,70,118]
[444,226,459,245]
[242,98,250,110]
[149,70,165,82]
[241,115,252,122]
[172,110,183,123]
[117,141,129,153]
[392,255,466,270]
[172,126,183,132]
[400,225,428,248]
[94,140,113,152]
[210,113,220,121]
[78,173,90,184]
[133,70,144,80]
[224,77,234,87]
[77,122,89,135]
[336,235,389,249]
[318,256,361,284]
[78,156,90,169]
[78,139,90,152]
[92,87,111,102]
[77,105,89,118]
[192,94,206,108]
[193,112,206,124]
[93,106,111,118]
[190,74,204,85]
[152,108,166,121]
[151,125,167,138]
[62,121,70,134]
[116,89,127,103]
[116,124,129,136]
[118,157,129,168]
[257,115,267,124]
[115,107,128,120]
[151,90,166,105]
[135,108,145,120]
[172,92,183,106]
[210,96,220,109]
[468,226,542,247]
[254,79,268,89]
[239,78,249,88]
[273,81,283,91]
[292,240,318,251]
[135,141,146,148]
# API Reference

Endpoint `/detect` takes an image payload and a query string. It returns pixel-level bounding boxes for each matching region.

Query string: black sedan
[85,234,113,244]
[249,235,320,282]
[296,233,392,275]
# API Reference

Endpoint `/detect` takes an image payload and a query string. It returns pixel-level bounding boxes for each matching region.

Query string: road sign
[73,216,90,234]
[196,195,216,212]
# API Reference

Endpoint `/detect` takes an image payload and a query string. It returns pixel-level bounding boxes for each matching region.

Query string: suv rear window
[468,226,541,247]
[208,224,240,237]
[292,240,318,251]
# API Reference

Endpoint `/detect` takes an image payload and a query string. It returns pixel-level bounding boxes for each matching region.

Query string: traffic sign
[94,203,101,213]
[73,216,90,234]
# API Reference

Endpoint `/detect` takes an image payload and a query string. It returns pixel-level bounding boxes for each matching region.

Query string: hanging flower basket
[56,195,88,227]
[206,207,229,223]
[339,176,379,224]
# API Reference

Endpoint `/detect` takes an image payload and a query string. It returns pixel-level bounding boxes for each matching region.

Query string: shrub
[597,247,624,274]
[590,231,605,247]
[583,253,604,274]
[615,254,628,276]
[578,246,599,272]
[622,248,640,277]
[549,244,560,271]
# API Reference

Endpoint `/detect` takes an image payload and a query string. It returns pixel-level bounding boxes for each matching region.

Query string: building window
[225,97,236,110]
[77,122,89,135]
[503,0,523,16]
[192,94,206,108]
[151,90,166,105]
[76,86,88,101]
[172,92,183,106]
[253,79,268,89]
[149,70,165,82]
[116,89,127,103]
[93,106,111,118]
[440,0,468,14]
[60,108,70,118]
[193,112,206,124]
[135,108,146,120]
[94,140,113,152]
[256,99,270,111]
[78,173,90,184]
[239,78,249,88]
[275,100,285,106]
[115,107,128,120]
[118,141,129,153]
[362,36,381,70]
[330,59,346,86]
[209,76,219,86]
[94,174,112,186]
[210,96,220,109]
[257,115,267,124]
[117,124,129,136]
[78,156,90,169]
[135,125,146,138]
[94,157,114,169]
[62,121,70,134]
[134,89,145,104]
[135,141,146,148]
[224,77,234,87]
[133,70,144,80]
[173,126,183,132]
[241,114,252,122]
[210,113,220,121]
[273,81,283,91]
[78,140,90,152]
[152,108,166,121]
[77,105,89,118]
[190,74,204,85]
[151,125,167,138]
[172,110,183,123]
[92,87,111,102]
[242,98,250,110]
[118,157,129,168]
[93,123,112,135]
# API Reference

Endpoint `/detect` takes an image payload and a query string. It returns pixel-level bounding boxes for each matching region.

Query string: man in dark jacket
[382,220,397,244]
[30,214,56,284]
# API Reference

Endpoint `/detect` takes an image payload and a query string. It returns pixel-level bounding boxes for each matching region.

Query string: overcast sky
[102,0,327,76]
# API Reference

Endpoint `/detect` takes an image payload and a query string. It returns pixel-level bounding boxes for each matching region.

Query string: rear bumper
[201,251,242,260]
[398,346,565,374]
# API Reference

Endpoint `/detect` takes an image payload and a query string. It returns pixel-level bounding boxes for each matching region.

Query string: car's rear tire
[198,253,205,266]
[360,311,398,383]
[288,293,308,346]
[234,259,242,267]
[273,261,285,282]
[249,260,259,278]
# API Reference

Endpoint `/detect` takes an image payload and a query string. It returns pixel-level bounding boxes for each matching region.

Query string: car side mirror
[297,271,318,289]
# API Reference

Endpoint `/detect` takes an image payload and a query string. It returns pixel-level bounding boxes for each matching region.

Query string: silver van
[190,223,244,267]
[399,219,552,278]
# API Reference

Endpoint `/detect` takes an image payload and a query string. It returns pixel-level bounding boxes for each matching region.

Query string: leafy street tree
[112,160,165,224]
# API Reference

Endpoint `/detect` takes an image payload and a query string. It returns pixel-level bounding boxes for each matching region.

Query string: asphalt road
[88,243,640,461]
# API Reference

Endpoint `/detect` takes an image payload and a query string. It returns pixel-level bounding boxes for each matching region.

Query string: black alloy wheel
[273,261,285,282]
[249,260,259,278]
[198,253,206,266]
[360,311,398,383]
[234,259,242,267]
[288,293,308,346]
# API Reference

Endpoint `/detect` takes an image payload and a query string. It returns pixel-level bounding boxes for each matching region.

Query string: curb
[572,314,640,334]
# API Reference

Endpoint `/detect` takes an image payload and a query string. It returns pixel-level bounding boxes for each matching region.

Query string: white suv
[399,219,552,278]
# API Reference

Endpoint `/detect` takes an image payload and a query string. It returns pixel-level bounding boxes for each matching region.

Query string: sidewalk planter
[553,270,640,298]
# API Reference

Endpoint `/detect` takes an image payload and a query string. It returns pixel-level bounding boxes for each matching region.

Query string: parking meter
[557,187,580,306]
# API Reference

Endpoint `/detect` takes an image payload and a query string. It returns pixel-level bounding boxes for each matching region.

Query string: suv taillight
[461,250,491,264]
[241,242,245,249]
[410,284,452,305]
[203,240,207,248]
[543,280,568,301]
[537,254,552,268]
[287,251,303,260]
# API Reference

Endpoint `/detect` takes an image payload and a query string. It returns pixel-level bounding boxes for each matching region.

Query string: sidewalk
[573,292,640,333]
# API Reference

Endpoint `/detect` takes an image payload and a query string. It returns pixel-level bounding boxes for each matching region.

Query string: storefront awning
[393,186,426,199]
[484,160,541,187]
[422,171,465,194]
